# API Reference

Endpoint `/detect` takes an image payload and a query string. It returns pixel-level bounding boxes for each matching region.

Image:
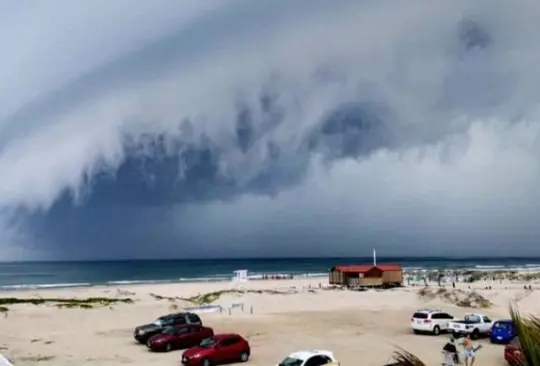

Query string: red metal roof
[333,264,401,273]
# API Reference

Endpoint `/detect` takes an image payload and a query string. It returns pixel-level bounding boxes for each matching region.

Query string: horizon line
[0,255,539,264]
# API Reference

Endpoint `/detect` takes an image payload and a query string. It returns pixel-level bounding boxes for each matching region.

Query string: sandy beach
[1,277,538,366]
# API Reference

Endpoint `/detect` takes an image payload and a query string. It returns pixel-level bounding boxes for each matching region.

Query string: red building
[328,264,403,287]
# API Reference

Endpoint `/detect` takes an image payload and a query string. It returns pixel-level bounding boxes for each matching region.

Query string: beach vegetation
[416,287,492,308]
[392,304,540,365]
[463,271,484,283]
[182,289,287,305]
[0,297,134,311]
[508,305,540,366]
[16,355,55,362]
[55,303,95,309]
[390,348,425,366]
[458,269,540,283]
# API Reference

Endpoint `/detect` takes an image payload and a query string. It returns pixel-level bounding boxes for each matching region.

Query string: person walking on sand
[463,334,475,366]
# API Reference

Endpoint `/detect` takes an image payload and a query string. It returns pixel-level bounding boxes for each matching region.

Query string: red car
[147,325,214,352]
[181,333,250,366]
[504,337,522,365]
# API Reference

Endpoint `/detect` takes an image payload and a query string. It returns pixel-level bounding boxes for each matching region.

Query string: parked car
[504,337,522,365]
[410,308,454,335]
[147,324,214,352]
[490,319,516,344]
[448,313,493,339]
[277,350,339,366]
[181,333,250,366]
[133,312,202,344]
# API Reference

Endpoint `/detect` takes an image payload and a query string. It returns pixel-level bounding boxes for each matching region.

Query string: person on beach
[442,338,459,365]
[463,334,475,366]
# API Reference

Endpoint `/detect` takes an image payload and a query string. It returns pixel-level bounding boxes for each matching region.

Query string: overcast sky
[1,0,540,260]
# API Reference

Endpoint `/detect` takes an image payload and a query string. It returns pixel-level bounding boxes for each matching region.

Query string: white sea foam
[0,282,91,290]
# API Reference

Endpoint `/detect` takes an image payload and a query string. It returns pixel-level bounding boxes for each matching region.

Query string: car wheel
[165,343,172,352]
[433,325,441,336]
[471,329,480,340]
[202,358,211,366]
[240,351,249,362]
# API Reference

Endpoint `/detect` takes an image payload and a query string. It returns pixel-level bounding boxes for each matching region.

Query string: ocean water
[0,257,539,290]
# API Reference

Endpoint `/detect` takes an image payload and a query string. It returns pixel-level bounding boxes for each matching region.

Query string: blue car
[490,319,516,344]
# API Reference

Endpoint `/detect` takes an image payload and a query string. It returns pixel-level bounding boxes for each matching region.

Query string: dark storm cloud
[1,1,540,260]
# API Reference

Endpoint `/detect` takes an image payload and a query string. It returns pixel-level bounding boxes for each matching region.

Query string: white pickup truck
[448,313,494,339]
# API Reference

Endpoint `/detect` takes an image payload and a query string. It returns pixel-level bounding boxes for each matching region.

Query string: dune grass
[0,297,134,311]
[182,289,287,305]
[417,287,492,308]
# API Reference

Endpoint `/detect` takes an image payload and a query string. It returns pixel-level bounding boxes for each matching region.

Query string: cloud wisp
[1,0,540,260]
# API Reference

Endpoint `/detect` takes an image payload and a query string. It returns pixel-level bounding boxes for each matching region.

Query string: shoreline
[0,274,328,292]
[2,257,540,291]
[1,273,539,301]
[2,266,540,292]
[0,277,327,295]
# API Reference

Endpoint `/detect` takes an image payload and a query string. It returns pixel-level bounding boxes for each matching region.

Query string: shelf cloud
[1,0,540,259]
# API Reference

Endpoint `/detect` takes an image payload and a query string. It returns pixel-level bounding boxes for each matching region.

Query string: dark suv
[133,312,202,344]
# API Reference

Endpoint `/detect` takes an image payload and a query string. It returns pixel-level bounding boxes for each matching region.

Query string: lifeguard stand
[232,269,249,283]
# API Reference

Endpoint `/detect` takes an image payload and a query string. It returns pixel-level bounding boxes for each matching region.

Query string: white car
[448,313,494,339]
[410,308,455,336]
[277,350,339,366]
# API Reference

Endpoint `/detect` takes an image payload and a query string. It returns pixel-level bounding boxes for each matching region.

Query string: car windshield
[412,312,428,319]
[279,357,304,366]
[200,338,216,348]
[494,322,512,329]
[153,320,162,326]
